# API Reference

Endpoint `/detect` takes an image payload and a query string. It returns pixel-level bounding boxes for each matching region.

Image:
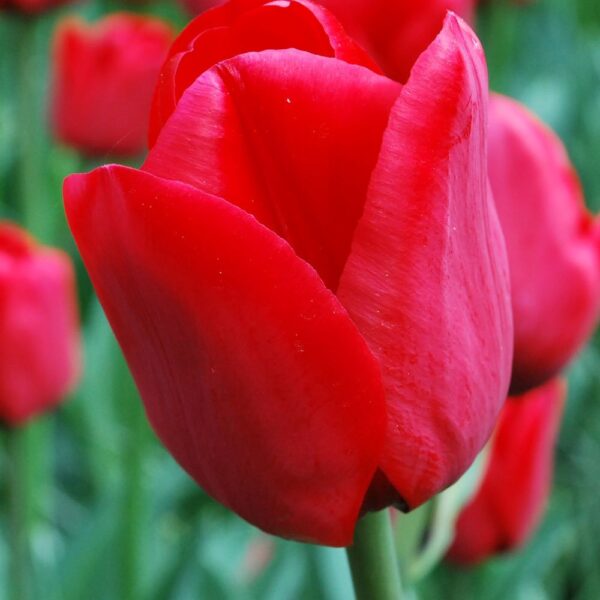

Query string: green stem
[346,511,404,600]
[310,546,354,600]
[17,15,51,242]
[118,355,146,600]
[10,17,56,598]
[7,428,32,600]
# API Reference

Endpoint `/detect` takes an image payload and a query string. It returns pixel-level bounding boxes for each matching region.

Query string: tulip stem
[6,427,32,600]
[118,355,147,600]
[17,15,51,242]
[346,510,404,600]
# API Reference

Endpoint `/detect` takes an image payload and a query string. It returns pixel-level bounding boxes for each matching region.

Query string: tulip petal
[337,14,513,509]
[488,94,600,393]
[149,0,379,145]
[145,49,401,290]
[448,378,566,564]
[64,165,387,546]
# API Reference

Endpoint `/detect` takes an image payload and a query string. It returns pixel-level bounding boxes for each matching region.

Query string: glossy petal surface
[64,165,387,546]
[0,223,80,424]
[149,0,378,145]
[338,15,513,509]
[145,49,401,290]
[448,378,566,564]
[489,94,600,393]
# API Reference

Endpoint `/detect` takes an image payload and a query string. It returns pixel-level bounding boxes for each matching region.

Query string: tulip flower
[488,95,600,394]
[64,1,512,546]
[51,13,174,157]
[0,223,80,425]
[448,378,566,564]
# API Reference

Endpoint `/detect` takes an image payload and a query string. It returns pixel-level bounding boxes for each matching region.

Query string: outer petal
[338,15,513,509]
[488,94,600,394]
[448,378,566,564]
[64,165,387,546]
[149,0,379,146]
[0,225,80,424]
[145,50,401,290]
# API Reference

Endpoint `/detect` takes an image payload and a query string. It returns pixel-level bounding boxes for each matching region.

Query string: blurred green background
[0,0,599,598]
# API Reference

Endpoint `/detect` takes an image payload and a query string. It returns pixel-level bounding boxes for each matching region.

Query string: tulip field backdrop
[1,0,600,599]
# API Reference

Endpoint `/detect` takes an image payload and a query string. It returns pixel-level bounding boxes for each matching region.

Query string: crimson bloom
[0,223,80,425]
[64,1,512,546]
[448,378,566,564]
[488,95,600,394]
[51,13,174,157]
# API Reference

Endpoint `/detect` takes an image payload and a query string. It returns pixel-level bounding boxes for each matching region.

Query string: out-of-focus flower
[241,537,275,582]
[64,2,512,546]
[0,222,80,425]
[51,13,174,157]
[0,0,71,14]
[448,378,566,564]
[489,94,600,394]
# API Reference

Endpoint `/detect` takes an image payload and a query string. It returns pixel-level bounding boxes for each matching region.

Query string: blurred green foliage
[0,0,600,598]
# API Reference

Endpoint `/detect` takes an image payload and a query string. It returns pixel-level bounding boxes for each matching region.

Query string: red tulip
[51,13,174,157]
[64,2,513,546]
[448,378,566,564]
[0,223,80,425]
[488,95,600,394]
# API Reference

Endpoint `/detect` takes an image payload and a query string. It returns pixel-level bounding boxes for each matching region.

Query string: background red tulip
[65,2,512,546]
[0,222,80,425]
[488,94,600,394]
[448,378,566,564]
[51,13,174,157]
